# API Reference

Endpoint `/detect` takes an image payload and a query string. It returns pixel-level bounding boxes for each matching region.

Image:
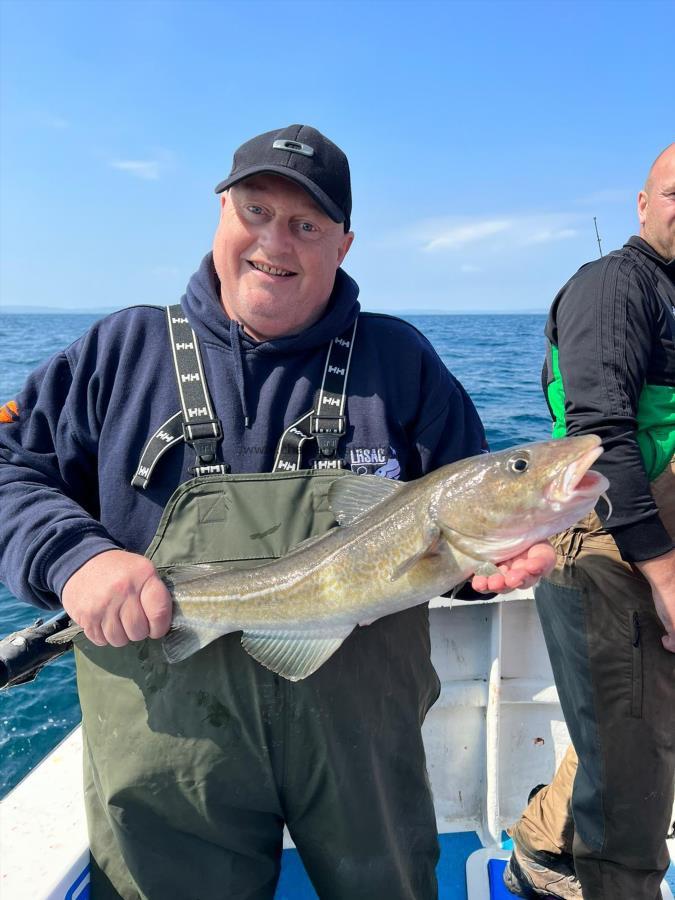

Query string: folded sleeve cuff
[42,530,122,601]
[610,516,675,563]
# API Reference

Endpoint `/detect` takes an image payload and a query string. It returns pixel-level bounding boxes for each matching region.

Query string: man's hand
[636,548,675,653]
[61,549,173,647]
[470,542,556,594]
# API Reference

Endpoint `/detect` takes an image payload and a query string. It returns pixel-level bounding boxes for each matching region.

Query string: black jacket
[542,236,675,562]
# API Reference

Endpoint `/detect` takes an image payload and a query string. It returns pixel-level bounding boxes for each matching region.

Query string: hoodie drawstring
[230,319,251,428]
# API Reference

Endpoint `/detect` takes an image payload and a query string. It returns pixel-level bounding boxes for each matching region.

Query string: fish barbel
[152,434,608,680]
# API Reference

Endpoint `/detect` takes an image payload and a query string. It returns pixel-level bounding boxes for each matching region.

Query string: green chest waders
[76,309,441,900]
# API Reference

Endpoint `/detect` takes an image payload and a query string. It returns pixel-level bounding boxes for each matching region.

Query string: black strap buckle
[311,415,346,458]
[316,434,340,457]
[182,419,223,465]
[311,415,346,435]
[182,419,223,443]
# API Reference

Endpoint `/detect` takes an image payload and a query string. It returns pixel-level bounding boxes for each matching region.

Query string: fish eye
[508,456,529,473]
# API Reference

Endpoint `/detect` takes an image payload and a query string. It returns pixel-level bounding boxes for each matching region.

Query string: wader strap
[272,318,358,472]
[165,304,228,476]
[131,411,184,489]
[131,306,227,489]
[132,312,357,487]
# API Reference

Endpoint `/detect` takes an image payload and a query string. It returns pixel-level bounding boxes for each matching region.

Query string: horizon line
[1,304,549,316]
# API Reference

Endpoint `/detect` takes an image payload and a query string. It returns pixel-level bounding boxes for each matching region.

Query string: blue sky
[1,0,673,313]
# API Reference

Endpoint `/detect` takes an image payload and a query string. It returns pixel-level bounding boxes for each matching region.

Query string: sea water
[0,311,551,797]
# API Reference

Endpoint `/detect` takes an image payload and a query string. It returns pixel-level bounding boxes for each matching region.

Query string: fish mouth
[546,444,609,506]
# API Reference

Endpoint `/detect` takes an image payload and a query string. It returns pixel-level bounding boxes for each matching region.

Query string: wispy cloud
[576,188,633,206]
[41,113,69,130]
[110,159,161,180]
[405,212,583,254]
[424,220,512,251]
[23,111,69,130]
[524,227,578,245]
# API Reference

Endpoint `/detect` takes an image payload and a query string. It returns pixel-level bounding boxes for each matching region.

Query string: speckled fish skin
[163,434,607,677]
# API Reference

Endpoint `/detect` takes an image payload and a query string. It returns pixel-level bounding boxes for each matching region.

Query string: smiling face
[212,174,354,341]
[638,143,675,260]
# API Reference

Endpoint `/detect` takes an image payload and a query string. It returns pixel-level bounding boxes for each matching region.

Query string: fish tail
[44,623,85,645]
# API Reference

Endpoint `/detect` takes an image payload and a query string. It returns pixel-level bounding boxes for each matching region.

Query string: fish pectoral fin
[241,628,353,682]
[328,473,403,525]
[442,537,499,579]
[390,528,442,581]
[473,561,500,577]
[161,619,226,663]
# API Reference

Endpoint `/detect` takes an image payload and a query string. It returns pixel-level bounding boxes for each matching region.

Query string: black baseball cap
[214,125,352,231]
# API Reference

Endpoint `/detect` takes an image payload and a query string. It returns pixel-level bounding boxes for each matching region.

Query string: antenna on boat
[593,216,603,257]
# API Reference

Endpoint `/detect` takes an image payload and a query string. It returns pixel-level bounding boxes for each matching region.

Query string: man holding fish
[0,125,606,900]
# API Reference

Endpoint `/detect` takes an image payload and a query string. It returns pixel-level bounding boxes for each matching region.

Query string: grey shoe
[503,841,583,899]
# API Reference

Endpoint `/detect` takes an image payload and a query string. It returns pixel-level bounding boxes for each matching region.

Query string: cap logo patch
[272,139,314,158]
[0,399,19,423]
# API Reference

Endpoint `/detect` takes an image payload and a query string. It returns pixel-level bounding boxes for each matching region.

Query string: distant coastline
[0,305,121,315]
[1,305,548,316]
[391,309,548,316]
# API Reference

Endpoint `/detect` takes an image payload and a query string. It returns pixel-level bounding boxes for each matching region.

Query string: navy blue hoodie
[0,254,487,610]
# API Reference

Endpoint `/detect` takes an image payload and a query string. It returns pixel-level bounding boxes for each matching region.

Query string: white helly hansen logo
[289,427,305,438]
[175,342,194,351]
[157,431,174,444]
[316,459,340,469]
[322,396,340,407]
[328,365,345,376]
[335,337,350,348]
[188,407,208,418]
[137,466,150,478]
[277,460,297,471]
[181,373,201,382]
[171,317,188,324]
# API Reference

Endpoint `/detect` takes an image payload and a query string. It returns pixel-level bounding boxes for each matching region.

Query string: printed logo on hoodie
[0,400,19,423]
[349,446,400,479]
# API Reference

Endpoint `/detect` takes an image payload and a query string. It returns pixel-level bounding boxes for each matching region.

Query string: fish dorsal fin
[241,628,353,681]
[328,474,403,525]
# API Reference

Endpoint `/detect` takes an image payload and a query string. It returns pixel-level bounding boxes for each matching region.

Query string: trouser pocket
[629,610,643,719]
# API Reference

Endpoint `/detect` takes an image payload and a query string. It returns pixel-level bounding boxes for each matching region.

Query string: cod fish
[51,435,608,681]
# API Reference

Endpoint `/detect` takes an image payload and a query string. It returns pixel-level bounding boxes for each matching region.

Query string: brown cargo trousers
[510,459,675,900]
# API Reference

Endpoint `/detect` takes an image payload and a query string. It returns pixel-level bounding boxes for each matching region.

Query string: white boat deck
[0,726,88,899]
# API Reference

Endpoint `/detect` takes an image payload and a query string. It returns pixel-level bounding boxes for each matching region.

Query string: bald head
[638,143,675,260]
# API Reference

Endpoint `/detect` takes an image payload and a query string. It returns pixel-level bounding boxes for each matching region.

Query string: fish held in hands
[51,435,608,681]
[154,434,608,678]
